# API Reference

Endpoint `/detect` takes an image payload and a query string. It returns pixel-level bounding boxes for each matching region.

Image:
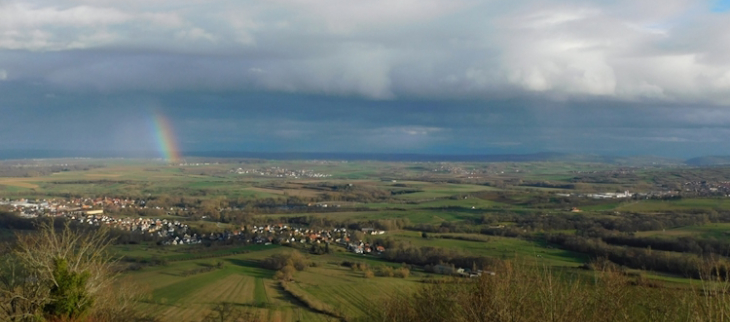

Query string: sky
[2,0,730,159]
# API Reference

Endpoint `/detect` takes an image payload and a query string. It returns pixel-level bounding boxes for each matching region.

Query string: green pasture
[364,197,510,210]
[127,246,334,322]
[636,223,730,239]
[393,183,498,200]
[580,202,623,211]
[0,163,277,198]
[616,198,730,212]
[348,209,484,224]
[388,231,588,267]
[124,244,425,322]
[112,244,280,261]
[293,266,418,319]
[265,208,485,225]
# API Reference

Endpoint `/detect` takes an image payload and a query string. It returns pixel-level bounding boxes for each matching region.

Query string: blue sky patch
[712,0,730,12]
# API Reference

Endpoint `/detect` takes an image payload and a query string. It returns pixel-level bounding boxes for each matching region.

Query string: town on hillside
[1,198,389,254]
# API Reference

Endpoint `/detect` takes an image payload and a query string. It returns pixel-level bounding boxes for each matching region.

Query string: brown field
[0,179,40,189]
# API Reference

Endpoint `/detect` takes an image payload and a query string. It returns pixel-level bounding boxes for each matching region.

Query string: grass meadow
[123,245,427,322]
[8,159,730,321]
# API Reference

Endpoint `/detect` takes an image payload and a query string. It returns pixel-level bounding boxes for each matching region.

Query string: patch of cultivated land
[616,198,730,212]
[393,183,498,200]
[134,249,336,322]
[293,266,419,319]
[246,186,322,198]
[85,173,122,177]
[13,159,730,320]
[125,241,440,322]
[0,178,40,189]
[390,231,588,266]
[135,252,404,322]
[636,223,730,239]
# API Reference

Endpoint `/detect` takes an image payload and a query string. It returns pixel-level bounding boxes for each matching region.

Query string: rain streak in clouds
[2,0,730,156]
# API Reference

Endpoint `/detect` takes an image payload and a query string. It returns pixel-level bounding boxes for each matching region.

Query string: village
[682,180,730,196]
[230,166,331,178]
[1,198,392,254]
[555,190,686,199]
[0,196,150,216]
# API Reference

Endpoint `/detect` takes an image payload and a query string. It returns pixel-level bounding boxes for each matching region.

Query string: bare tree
[1,220,149,321]
[0,245,47,322]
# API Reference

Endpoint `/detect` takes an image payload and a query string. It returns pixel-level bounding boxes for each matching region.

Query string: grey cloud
[2,86,730,156]
[5,0,730,159]
[0,0,729,102]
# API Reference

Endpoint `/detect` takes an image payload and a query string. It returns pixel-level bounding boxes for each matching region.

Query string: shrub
[260,251,308,271]
[394,267,410,278]
[274,265,297,281]
[43,258,94,319]
[349,262,369,272]
[375,266,394,277]
[1,221,148,321]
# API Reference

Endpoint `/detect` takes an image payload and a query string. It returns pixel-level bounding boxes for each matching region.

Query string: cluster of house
[557,189,687,200]
[244,224,348,244]
[0,199,53,217]
[428,163,527,178]
[0,199,196,245]
[556,191,633,199]
[230,166,331,178]
[0,197,153,218]
[361,228,386,235]
[3,198,390,252]
[683,181,730,196]
[242,225,385,249]
[586,190,633,199]
[163,234,202,245]
[183,224,390,256]
[429,264,496,278]
[347,241,385,254]
[68,212,189,234]
[430,164,484,176]
[175,162,217,166]
[63,212,200,245]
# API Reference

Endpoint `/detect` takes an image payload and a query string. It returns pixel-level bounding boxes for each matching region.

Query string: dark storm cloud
[3,87,728,157]
[1,0,729,101]
[2,1,730,158]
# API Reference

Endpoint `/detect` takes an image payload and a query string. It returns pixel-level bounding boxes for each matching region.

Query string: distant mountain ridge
[187,151,571,162]
[685,156,730,166]
[0,149,686,165]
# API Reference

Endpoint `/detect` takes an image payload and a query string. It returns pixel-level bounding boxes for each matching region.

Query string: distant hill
[685,156,730,166]
[0,149,686,165]
[186,151,573,162]
[182,151,687,165]
[539,154,681,166]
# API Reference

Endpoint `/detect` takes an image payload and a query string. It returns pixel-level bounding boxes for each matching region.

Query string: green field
[122,245,426,322]
[390,231,588,266]
[615,198,730,212]
[636,223,730,239]
[7,158,730,321]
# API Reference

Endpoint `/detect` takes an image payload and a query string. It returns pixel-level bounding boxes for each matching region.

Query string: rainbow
[152,112,182,163]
